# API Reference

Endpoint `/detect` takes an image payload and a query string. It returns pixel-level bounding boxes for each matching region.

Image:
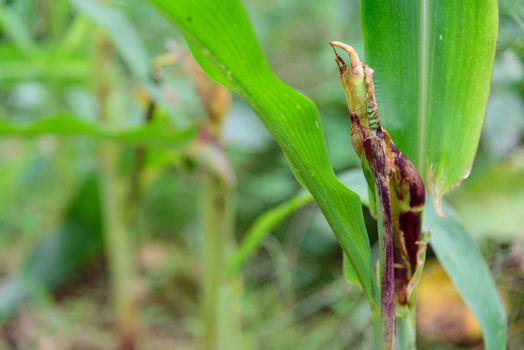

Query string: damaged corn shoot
[330,41,427,349]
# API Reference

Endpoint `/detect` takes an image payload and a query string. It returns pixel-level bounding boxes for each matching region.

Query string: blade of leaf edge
[424,202,507,350]
[149,0,376,305]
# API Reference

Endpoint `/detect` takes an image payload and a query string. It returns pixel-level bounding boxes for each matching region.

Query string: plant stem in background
[201,175,240,349]
[129,97,156,203]
[98,144,136,350]
[94,29,137,350]
[183,54,241,349]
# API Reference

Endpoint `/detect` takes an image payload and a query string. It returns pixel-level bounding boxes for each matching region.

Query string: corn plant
[150,0,506,349]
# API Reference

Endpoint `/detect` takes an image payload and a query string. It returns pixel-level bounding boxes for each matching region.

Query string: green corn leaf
[0,56,91,83]
[0,5,37,54]
[342,253,361,287]
[149,0,376,304]
[71,0,150,82]
[362,1,498,201]
[424,202,507,350]
[0,115,196,147]
[71,0,180,124]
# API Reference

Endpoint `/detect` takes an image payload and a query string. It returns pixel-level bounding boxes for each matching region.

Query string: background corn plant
[0,0,522,349]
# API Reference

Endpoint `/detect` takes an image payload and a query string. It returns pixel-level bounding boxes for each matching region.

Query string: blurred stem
[99,143,136,350]
[371,306,381,349]
[185,53,240,349]
[201,176,241,350]
[396,306,417,350]
[94,28,136,350]
[130,98,156,203]
[38,0,56,40]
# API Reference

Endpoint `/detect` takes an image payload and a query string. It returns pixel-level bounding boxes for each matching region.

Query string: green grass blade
[71,0,180,124]
[424,202,507,350]
[0,57,91,83]
[71,0,150,82]
[0,5,37,54]
[362,0,498,201]
[227,192,313,276]
[0,115,196,147]
[150,0,376,304]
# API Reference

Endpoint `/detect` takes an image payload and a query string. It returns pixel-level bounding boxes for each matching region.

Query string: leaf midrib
[417,0,429,172]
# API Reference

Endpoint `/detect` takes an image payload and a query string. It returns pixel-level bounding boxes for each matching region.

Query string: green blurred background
[0,0,523,349]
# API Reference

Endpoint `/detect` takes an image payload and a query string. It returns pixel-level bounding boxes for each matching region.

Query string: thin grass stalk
[201,176,241,350]
[183,52,241,349]
[94,29,136,350]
